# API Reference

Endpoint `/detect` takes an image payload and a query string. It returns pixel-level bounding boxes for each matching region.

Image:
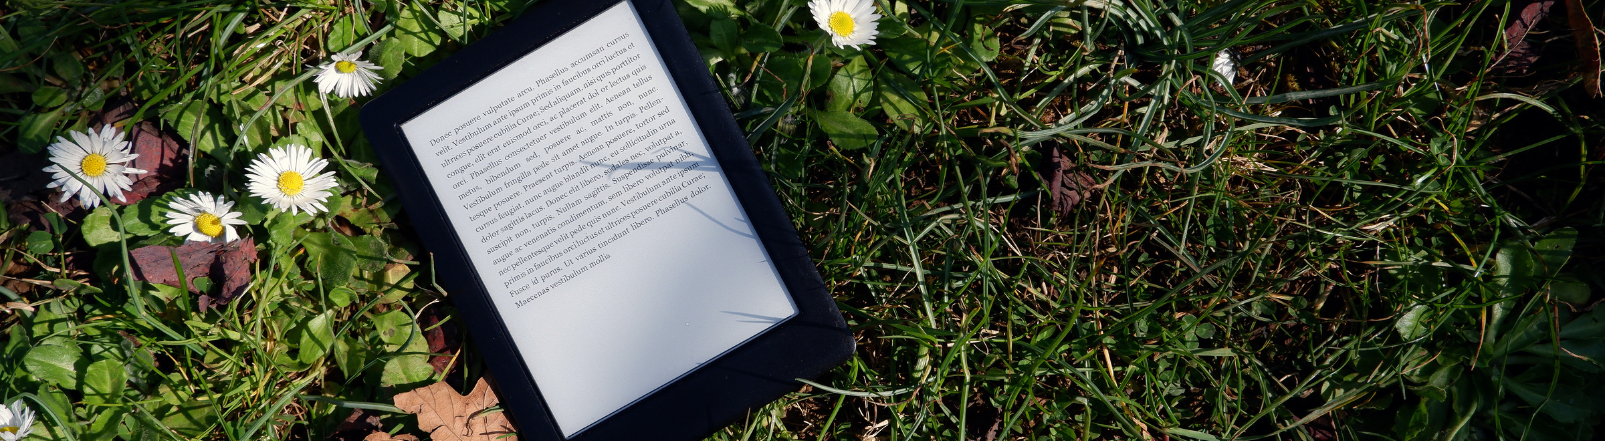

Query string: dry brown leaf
[118,121,189,205]
[1494,0,1555,73]
[330,409,385,441]
[392,378,518,441]
[362,432,420,441]
[420,303,462,375]
[1564,0,1602,96]
[1043,143,1098,216]
[128,237,258,311]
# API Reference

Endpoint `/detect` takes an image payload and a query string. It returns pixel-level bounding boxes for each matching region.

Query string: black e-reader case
[358,0,854,439]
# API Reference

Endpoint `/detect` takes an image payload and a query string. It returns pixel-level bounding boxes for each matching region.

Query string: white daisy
[313,51,382,99]
[244,144,338,215]
[0,399,35,441]
[810,0,880,49]
[164,192,248,244]
[41,125,148,208]
[1212,50,1237,86]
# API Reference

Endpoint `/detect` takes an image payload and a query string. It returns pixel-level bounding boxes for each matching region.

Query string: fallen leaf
[90,99,140,127]
[1564,0,1601,96]
[420,303,462,375]
[3,100,183,226]
[118,121,189,204]
[1494,0,1555,73]
[363,432,420,441]
[1043,143,1098,216]
[128,237,258,311]
[330,409,386,441]
[392,378,518,441]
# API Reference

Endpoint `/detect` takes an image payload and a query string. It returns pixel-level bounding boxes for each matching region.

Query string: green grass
[2,0,1603,440]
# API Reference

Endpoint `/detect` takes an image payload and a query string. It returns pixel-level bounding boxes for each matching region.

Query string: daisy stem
[57,169,204,357]
[316,93,383,199]
[8,393,76,441]
[219,23,393,174]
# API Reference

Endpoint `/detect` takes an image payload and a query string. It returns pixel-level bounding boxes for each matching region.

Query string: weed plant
[1,0,1602,440]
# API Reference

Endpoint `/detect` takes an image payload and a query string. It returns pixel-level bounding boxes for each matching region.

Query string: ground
[1,0,1603,440]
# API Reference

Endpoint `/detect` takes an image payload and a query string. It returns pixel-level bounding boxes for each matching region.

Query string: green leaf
[86,407,128,441]
[1549,278,1591,305]
[1489,311,1550,359]
[1490,241,1538,338]
[160,401,219,438]
[826,56,872,112]
[24,344,85,390]
[234,196,271,225]
[709,17,739,55]
[1394,304,1429,340]
[373,38,407,80]
[32,86,67,107]
[741,22,783,53]
[120,198,166,237]
[814,110,878,150]
[437,7,484,41]
[229,88,274,150]
[268,210,312,248]
[18,108,64,154]
[332,336,370,378]
[298,311,336,364]
[373,309,417,349]
[1533,227,1577,277]
[877,71,929,132]
[374,309,433,386]
[381,353,434,387]
[51,51,84,86]
[880,36,947,77]
[82,358,128,404]
[162,100,233,157]
[968,22,1001,63]
[327,14,356,52]
[329,286,357,308]
[303,232,358,287]
[681,0,738,14]
[1561,308,1605,340]
[1505,378,1592,424]
[27,230,55,254]
[31,384,75,441]
[82,206,121,248]
[393,5,442,57]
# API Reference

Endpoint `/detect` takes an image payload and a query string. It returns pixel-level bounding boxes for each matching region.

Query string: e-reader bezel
[358,0,854,439]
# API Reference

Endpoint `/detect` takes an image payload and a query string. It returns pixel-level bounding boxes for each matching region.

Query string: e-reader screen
[396,1,799,435]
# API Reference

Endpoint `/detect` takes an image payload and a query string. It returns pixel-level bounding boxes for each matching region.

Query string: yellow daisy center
[195,213,224,238]
[828,11,855,37]
[1,426,18,434]
[336,61,357,73]
[277,171,306,196]
[81,153,109,177]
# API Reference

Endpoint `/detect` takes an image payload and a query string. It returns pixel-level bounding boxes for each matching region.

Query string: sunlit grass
[2,0,1602,440]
